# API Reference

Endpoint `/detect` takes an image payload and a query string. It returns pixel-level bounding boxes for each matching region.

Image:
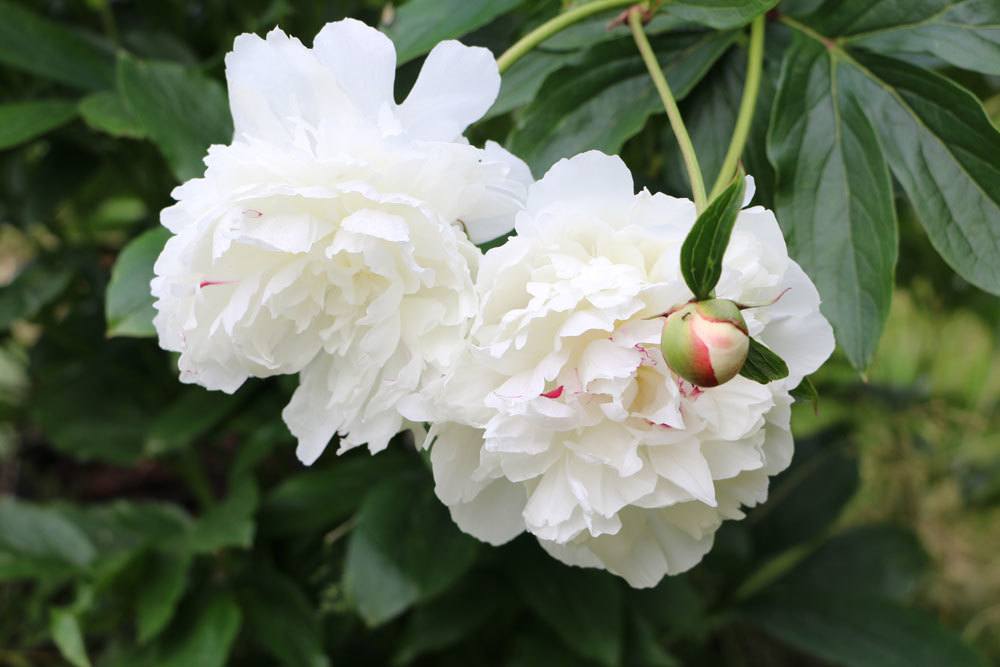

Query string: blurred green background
[1,1,998,666]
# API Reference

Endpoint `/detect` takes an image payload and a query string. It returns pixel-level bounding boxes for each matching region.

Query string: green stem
[496,0,636,73]
[628,8,707,211]
[709,15,764,200]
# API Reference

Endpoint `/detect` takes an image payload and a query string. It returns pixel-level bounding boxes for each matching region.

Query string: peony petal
[449,479,527,546]
[398,41,499,141]
[524,151,635,228]
[312,19,397,123]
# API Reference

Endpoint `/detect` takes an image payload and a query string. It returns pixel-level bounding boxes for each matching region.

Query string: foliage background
[1,0,998,665]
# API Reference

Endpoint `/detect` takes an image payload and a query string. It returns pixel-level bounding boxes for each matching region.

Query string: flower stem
[709,15,765,201]
[496,0,636,73]
[628,8,707,211]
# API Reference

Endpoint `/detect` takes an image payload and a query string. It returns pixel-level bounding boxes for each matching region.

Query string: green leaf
[0,498,96,572]
[781,18,1000,297]
[817,0,1000,76]
[0,0,114,90]
[105,227,169,338]
[384,0,522,64]
[79,91,146,139]
[0,100,77,150]
[181,477,258,554]
[117,55,232,182]
[773,524,929,603]
[487,50,582,121]
[744,593,987,667]
[260,449,411,537]
[842,51,1000,296]
[145,388,243,457]
[739,338,790,384]
[50,608,91,667]
[512,546,624,667]
[392,577,500,665]
[768,36,897,370]
[750,425,859,559]
[679,170,745,299]
[343,473,478,626]
[241,566,329,667]
[508,30,736,175]
[136,552,191,644]
[154,592,242,667]
[664,0,779,29]
[0,262,73,331]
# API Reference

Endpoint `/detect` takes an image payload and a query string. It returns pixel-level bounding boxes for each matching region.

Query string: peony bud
[660,299,749,388]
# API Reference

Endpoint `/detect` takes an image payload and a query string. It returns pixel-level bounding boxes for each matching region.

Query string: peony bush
[2,0,998,665]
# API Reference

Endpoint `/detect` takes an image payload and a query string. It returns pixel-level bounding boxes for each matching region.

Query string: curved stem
[497,0,636,73]
[627,8,707,211]
[709,15,765,201]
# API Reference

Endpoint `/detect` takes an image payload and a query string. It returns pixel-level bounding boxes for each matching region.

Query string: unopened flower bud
[661,299,749,388]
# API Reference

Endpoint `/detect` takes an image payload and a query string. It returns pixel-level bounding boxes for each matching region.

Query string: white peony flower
[418,151,834,588]
[151,19,530,464]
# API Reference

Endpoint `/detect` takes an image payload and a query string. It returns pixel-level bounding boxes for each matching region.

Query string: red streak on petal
[199,280,234,289]
[540,385,564,399]
[242,209,263,218]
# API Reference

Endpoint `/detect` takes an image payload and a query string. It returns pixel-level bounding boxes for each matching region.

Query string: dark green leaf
[0,100,77,150]
[154,592,242,667]
[392,576,501,665]
[260,449,410,537]
[487,50,582,121]
[181,477,258,554]
[512,546,623,667]
[789,375,819,409]
[343,473,478,626]
[750,425,859,558]
[385,0,522,64]
[241,566,329,667]
[509,30,736,175]
[79,91,147,139]
[117,55,232,182]
[768,36,897,370]
[780,17,1000,297]
[0,262,73,331]
[145,388,243,457]
[842,51,1000,296]
[105,227,169,338]
[739,338,789,384]
[816,0,1000,76]
[50,608,91,667]
[679,171,745,299]
[664,0,779,29]
[136,552,191,644]
[0,0,114,90]
[773,524,929,602]
[0,498,96,572]
[745,593,987,667]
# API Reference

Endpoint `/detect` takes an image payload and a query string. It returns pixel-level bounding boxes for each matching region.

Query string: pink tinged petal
[647,441,717,507]
[312,18,397,122]
[398,41,500,141]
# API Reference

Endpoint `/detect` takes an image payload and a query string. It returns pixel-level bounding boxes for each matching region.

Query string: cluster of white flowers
[152,19,834,587]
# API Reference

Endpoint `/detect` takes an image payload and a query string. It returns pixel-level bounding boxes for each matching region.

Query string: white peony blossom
[151,19,530,464]
[417,151,834,588]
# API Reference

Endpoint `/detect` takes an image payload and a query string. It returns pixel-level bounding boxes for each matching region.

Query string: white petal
[399,41,499,141]
[450,479,527,546]
[312,19,397,121]
[524,151,634,226]
[647,440,717,507]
